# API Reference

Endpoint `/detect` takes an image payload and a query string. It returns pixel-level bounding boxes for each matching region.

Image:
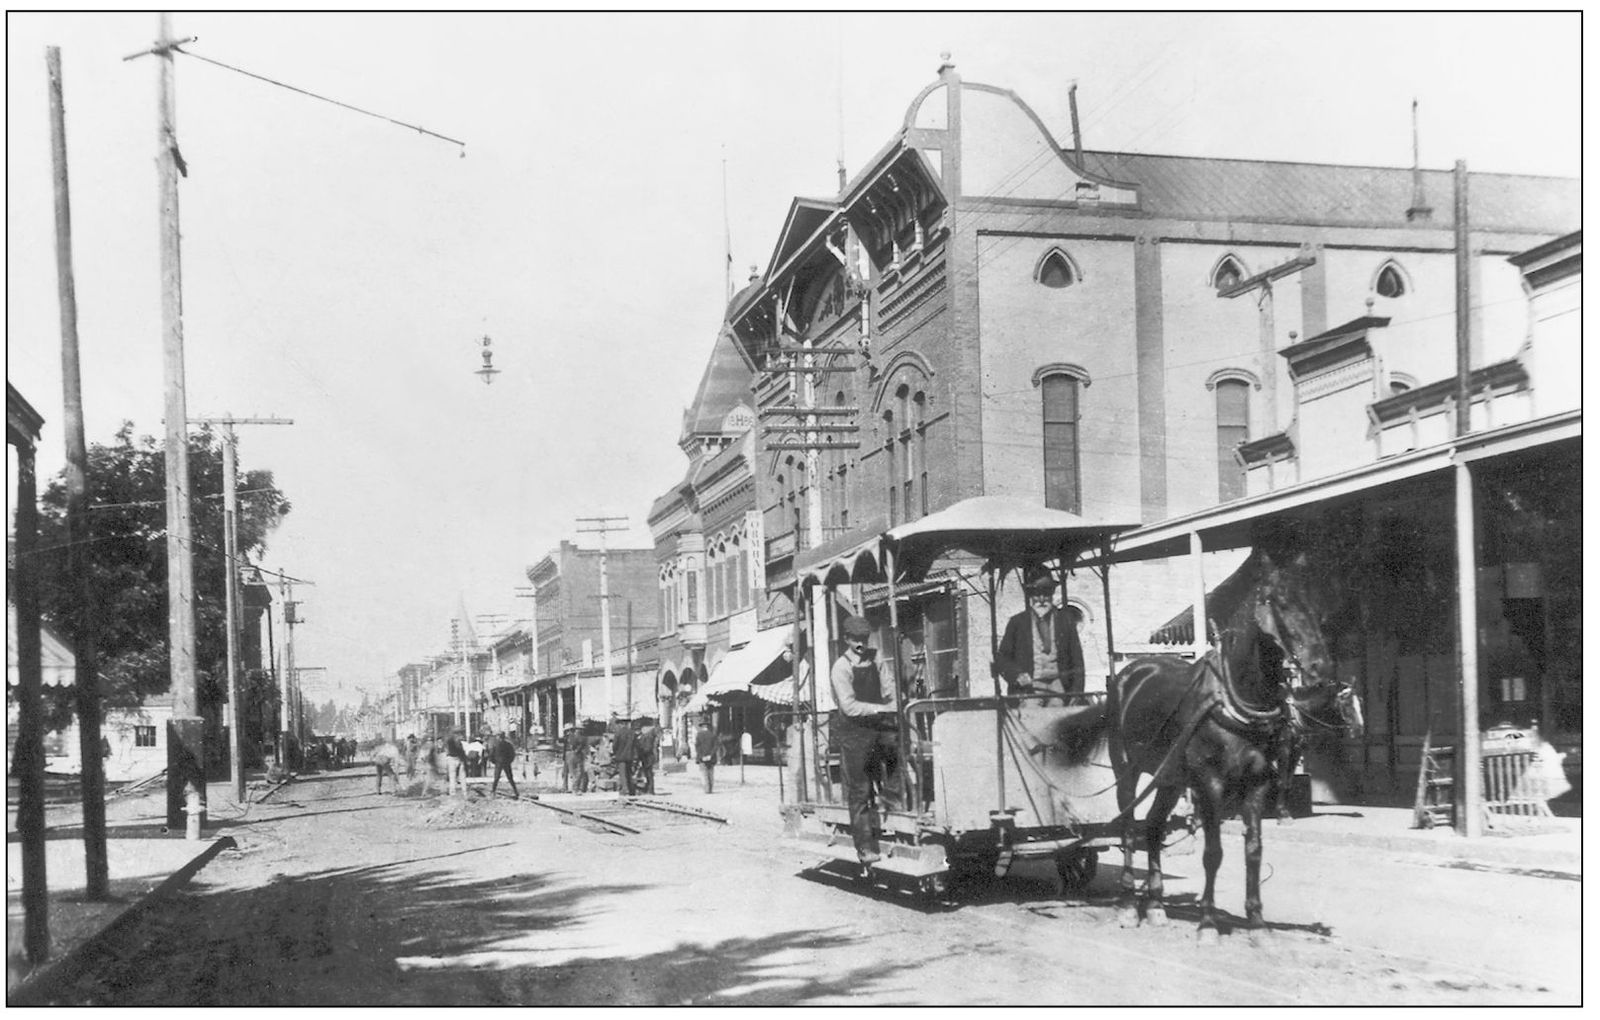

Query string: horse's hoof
[1196,926,1220,946]
[1247,927,1271,947]
[1146,906,1170,927]
[1118,906,1141,929]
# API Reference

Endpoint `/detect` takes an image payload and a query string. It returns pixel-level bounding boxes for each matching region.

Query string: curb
[8,835,237,1006]
[1221,817,1581,877]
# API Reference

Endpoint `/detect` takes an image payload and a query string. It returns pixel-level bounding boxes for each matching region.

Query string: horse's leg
[1141,785,1182,927]
[1243,779,1271,938]
[1115,763,1142,928]
[1195,776,1225,944]
[1273,732,1300,825]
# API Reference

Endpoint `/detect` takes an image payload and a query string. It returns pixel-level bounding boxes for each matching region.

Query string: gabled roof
[765,197,838,281]
[1078,150,1577,233]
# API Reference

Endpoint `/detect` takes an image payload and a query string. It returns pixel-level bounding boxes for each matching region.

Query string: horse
[1107,549,1362,943]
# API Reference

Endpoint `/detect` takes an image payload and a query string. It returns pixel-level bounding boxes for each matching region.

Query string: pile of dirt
[416,798,515,829]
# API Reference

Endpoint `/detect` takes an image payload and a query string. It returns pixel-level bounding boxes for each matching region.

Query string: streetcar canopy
[883,496,1137,582]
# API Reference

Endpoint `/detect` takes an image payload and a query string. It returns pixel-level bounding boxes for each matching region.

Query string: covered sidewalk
[1080,410,1581,835]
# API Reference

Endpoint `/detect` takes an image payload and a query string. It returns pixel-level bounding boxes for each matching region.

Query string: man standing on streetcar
[995,567,1085,703]
[829,615,904,867]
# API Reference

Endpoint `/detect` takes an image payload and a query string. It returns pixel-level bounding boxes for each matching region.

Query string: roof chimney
[1406,98,1433,222]
[1068,81,1083,164]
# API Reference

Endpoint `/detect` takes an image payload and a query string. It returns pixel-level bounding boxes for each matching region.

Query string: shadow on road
[41,848,891,1005]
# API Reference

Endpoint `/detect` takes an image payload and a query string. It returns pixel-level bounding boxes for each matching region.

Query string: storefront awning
[1147,555,1258,645]
[683,627,792,713]
[795,536,884,589]
[1086,411,1581,566]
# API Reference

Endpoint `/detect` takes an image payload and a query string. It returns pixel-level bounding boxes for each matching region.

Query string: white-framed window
[134,725,157,748]
[1034,247,1081,289]
[1211,253,1248,292]
[1215,378,1250,501]
[1036,367,1089,513]
[1373,259,1410,299]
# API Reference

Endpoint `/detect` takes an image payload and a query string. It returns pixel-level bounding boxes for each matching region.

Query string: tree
[29,422,291,752]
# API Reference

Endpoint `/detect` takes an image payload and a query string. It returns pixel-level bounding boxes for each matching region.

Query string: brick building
[704,60,1574,727]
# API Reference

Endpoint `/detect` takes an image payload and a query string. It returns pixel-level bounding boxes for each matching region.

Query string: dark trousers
[565,752,588,793]
[617,758,637,796]
[490,762,518,798]
[637,758,655,795]
[836,716,904,861]
[698,760,715,793]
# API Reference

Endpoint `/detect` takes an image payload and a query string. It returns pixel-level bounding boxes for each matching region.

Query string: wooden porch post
[1455,461,1484,837]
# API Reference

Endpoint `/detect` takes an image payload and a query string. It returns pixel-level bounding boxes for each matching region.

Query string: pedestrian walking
[694,719,718,793]
[488,731,524,799]
[443,730,468,797]
[636,718,660,795]
[417,737,443,796]
[612,716,639,796]
[404,734,419,778]
[563,724,589,794]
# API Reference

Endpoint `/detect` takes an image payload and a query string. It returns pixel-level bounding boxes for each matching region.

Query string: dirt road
[45,769,1578,1005]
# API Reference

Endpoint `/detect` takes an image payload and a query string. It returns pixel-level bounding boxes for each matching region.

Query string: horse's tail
[1054,699,1112,766]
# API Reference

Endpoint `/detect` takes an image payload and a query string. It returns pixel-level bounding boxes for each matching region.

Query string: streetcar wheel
[1057,851,1098,892]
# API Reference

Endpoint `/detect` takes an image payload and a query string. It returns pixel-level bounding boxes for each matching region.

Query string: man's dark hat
[842,615,872,639]
[1022,566,1058,594]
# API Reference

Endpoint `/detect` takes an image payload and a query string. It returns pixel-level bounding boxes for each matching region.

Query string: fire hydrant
[184,783,202,841]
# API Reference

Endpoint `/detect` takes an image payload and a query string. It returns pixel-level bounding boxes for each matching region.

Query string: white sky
[5,12,1581,705]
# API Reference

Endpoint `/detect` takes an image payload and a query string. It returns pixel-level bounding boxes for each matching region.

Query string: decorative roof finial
[938,51,955,74]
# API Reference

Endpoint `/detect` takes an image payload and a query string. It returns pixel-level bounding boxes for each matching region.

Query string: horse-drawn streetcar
[771,496,1185,900]
[771,495,1364,937]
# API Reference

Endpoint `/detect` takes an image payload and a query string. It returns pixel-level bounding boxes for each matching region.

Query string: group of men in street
[373,730,529,799]
[562,716,661,796]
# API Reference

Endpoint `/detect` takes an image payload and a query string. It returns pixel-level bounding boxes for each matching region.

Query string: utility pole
[274,574,314,766]
[47,45,108,899]
[191,414,292,802]
[515,586,539,738]
[10,387,49,962]
[126,12,203,831]
[625,601,635,717]
[577,516,628,717]
[1453,160,1483,839]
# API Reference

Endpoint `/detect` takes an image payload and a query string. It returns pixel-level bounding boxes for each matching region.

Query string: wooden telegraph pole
[577,516,629,716]
[47,45,109,898]
[191,415,292,801]
[125,12,205,831]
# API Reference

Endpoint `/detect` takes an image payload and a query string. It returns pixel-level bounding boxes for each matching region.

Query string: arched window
[1374,260,1409,299]
[1040,372,1083,513]
[1211,254,1247,292]
[1388,372,1417,397]
[1035,248,1080,289]
[1215,379,1250,501]
[883,407,899,527]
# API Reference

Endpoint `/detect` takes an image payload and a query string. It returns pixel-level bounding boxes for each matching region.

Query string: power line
[171,45,467,153]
